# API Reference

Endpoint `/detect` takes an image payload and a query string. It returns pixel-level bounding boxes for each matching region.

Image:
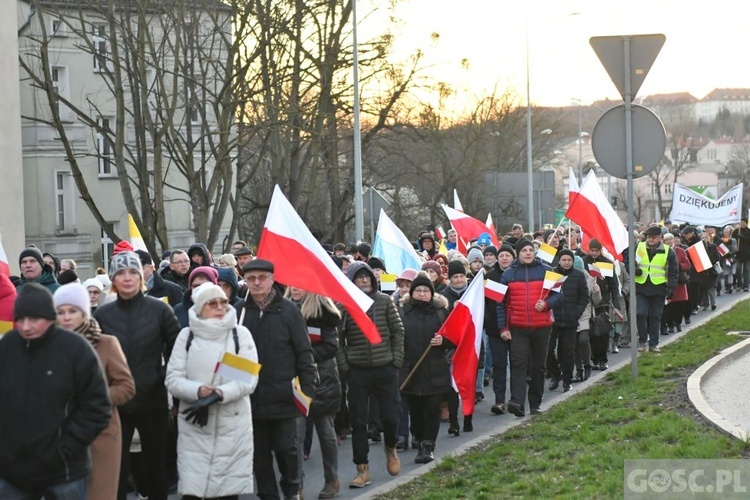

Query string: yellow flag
[128,214,148,252]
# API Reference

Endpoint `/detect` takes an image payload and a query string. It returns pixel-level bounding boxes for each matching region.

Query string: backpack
[186,327,240,354]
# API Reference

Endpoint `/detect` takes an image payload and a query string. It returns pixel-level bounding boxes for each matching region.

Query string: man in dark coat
[237,259,316,500]
[0,284,111,497]
[16,247,60,293]
[160,249,192,292]
[732,218,750,291]
[486,244,515,415]
[549,249,589,392]
[137,250,183,308]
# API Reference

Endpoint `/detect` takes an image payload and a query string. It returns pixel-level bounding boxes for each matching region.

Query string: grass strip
[382,301,750,499]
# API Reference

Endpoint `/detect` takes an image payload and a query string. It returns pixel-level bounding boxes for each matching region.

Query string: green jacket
[17,268,60,294]
[337,263,404,375]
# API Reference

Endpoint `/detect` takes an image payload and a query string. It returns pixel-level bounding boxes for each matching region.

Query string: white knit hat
[82,278,104,292]
[192,282,227,315]
[54,283,91,319]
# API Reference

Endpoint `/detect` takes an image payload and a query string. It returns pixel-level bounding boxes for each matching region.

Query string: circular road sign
[591,104,666,179]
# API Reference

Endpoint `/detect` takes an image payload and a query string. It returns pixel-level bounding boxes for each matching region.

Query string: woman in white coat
[166,282,259,500]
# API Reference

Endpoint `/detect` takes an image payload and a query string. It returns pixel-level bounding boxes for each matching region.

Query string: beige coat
[88,334,135,500]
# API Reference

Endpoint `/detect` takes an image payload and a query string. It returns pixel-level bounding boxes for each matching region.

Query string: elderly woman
[398,272,451,464]
[166,282,259,500]
[54,283,135,500]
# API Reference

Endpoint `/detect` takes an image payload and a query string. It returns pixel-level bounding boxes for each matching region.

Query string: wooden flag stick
[399,344,433,391]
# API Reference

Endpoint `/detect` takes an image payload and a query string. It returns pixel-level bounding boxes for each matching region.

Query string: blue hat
[477,233,492,246]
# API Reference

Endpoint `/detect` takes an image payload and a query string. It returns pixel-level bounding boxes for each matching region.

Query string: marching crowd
[0,217,748,500]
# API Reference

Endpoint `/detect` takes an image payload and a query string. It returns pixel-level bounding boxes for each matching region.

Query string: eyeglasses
[205,298,229,309]
[245,273,272,283]
[172,259,190,265]
[354,274,370,281]
[412,287,432,295]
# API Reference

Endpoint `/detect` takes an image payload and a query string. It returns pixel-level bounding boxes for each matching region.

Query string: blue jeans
[636,294,665,347]
[0,477,86,500]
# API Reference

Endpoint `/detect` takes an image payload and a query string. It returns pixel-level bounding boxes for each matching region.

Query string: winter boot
[414,442,427,464]
[421,440,435,463]
[583,365,592,381]
[349,464,370,488]
[385,446,401,476]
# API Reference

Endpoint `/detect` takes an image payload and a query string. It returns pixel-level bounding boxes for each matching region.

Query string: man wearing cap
[338,261,404,488]
[16,247,60,293]
[0,283,111,498]
[633,226,678,353]
[136,250,183,308]
[233,245,254,270]
[94,252,181,500]
[496,239,562,417]
[485,244,515,414]
[237,259,316,500]
[505,224,524,246]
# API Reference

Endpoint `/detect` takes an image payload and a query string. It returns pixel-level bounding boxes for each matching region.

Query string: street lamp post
[526,22,534,232]
[351,0,364,242]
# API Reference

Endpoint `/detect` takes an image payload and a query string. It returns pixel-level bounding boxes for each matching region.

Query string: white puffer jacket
[166,307,258,497]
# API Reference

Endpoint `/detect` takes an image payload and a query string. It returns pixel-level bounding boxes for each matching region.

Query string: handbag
[590,311,613,337]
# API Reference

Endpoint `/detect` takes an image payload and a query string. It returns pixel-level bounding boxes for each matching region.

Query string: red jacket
[497,258,562,331]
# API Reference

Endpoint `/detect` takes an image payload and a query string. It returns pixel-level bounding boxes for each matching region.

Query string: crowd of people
[0,216,747,499]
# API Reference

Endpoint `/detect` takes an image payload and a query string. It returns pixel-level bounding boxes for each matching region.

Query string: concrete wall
[1,1,26,265]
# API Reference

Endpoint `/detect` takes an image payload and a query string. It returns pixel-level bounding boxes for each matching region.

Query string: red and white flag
[292,377,312,417]
[442,205,499,248]
[435,225,446,240]
[587,264,603,279]
[568,167,579,208]
[257,186,381,344]
[565,170,628,260]
[486,213,497,242]
[686,242,712,273]
[484,280,507,302]
[438,269,485,417]
[717,243,730,257]
[0,238,10,277]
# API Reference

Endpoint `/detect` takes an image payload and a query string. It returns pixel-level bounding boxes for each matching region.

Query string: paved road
[133,290,745,499]
[699,343,750,433]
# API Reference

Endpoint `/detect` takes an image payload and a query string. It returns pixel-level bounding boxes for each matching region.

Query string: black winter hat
[57,269,79,285]
[448,260,466,278]
[557,249,575,261]
[483,245,499,258]
[409,272,435,298]
[515,239,534,254]
[367,257,387,272]
[497,244,516,258]
[135,249,154,267]
[19,247,45,268]
[14,282,57,321]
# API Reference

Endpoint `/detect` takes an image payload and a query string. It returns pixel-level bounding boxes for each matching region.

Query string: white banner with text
[669,183,743,225]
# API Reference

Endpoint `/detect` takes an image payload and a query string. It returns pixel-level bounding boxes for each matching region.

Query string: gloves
[634,268,643,276]
[182,391,222,427]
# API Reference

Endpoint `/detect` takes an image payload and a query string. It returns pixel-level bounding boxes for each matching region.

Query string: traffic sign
[591,104,666,179]
[590,34,666,100]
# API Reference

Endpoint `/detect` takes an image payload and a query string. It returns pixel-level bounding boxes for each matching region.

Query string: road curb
[687,337,750,442]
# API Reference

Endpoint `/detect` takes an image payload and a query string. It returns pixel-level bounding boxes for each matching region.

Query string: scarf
[252,286,277,312]
[75,318,102,347]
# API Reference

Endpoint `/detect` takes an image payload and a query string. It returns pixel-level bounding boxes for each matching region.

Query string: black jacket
[302,305,341,416]
[173,289,194,329]
[551,266,589,327]
[160,266,190,293]
[95,292,180,413]
[0,326,111,489]
[398,294,452,396]
[582,255,620,309]
[147,270,184,309]
[485,266,505,338]
[236,287,317,419]
[733,226,750,261]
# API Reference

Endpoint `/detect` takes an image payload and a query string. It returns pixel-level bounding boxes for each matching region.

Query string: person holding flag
[397,272,451,465]
[631,226,678,353]
[496,239,562,417]
[166,282,259,499]
[717,225,738,296]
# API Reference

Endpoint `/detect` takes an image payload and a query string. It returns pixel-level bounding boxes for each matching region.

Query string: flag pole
[399,344,433,391]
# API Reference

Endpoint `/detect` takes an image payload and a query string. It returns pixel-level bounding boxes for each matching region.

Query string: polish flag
[438,269,485,417]
[717,243,730,257]
[0,238,10,277]
[292,376,312,417]
[568,167,579,207]
[587,264,603,279]
[257,186,381,343]
[453,189,464,212]
[128,214,148,252]
[686,242,712,273]
[442,205,499,248]
[307,326,322,343]
[484,280,507,302]
[435,226,446,240]
[565,170,628,260]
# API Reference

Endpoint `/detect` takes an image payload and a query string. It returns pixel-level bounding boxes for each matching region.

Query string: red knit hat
[113,240,134,255]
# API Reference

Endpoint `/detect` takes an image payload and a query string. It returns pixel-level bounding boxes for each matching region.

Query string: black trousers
[574,329,592,370]
[508,326,551,411]
[119,410,169,500]
[549,325,577,383]
[253,417,302,499]
[347,365,400,464]
[488,335,510,405]
[405,393,442,443]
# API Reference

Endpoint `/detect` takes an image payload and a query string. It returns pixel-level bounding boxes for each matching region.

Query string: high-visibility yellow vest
[635,242,668,285]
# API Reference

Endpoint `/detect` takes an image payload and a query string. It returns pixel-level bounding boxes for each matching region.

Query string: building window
[51,19,67,37]
[96,116,114,176]
[55,171,76,233]
[93,24,107,72]
[50,66,68,119]
[665,183,672,194]
[101,224,115,271]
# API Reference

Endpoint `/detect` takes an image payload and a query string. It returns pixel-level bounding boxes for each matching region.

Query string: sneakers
[415,441,435,464]
[507,400,525,417]
[637,343,647,352]
[650,346,661,353]
[349,464,371,488]
[530,407,543,415]
[385,446,401,476]
[318,479,340,499]
[491,403,505,415]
